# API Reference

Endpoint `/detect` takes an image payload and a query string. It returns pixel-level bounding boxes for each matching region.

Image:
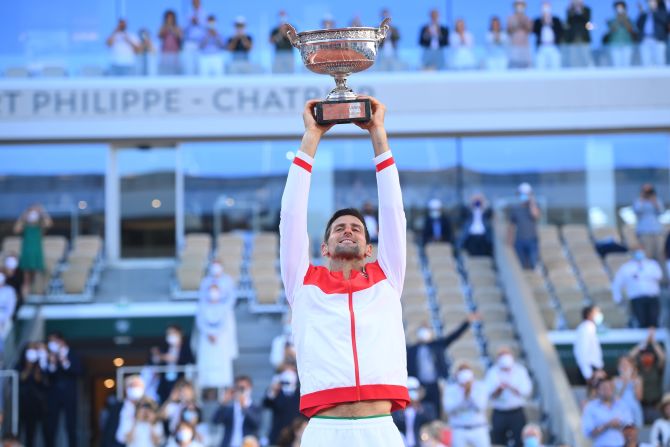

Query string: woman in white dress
[198,262,238,359]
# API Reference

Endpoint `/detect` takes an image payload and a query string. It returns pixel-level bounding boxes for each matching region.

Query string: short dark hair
[235,375,253,386]
[323,208,370,244]
[167,324,182,334]
[48,331,64,341]
[614,1,627,8]
[582,305,596,321]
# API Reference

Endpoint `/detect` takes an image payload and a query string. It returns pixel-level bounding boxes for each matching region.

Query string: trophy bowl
[286,18,390,124]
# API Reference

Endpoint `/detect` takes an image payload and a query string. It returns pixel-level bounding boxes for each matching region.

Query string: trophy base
[315,99,371,125]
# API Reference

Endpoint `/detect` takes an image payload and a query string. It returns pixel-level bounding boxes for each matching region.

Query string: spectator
[241,436,260,447]
[110,375,147,447]
[276,416,308,447]
[622,423,652,447]
[392,377,437,447]
[166,420,204,447]
[227,16,253,70]
[450,19,477,70]
[633,183,665,263]
[160,380,198,434]
[263,365,300,445]
[183,0,207,75]
[120,397,164,447]
[606,2,636,67]
[650,393,670,446]
[565,0,593,67]
[270,10,294,74]
[361,202,379,243]
[13,204,52,297]
[0,273,16,349]
[179,403,208,444]
[419,9,449,70]
[521,423,544,447]
[17,342,48,447]
[457,193,493,257]
[507,0,533,68]
[269,316,295,370]
[137,28,157,76]
[152,324,195,404]
[613,356,644,428]
[105,19,140,76]
[407,313,479,415]
[321,14,336,30]
[485,16,509,70]
[422,198,453,246]
[507,183,540,270]
[213,375,261,447]
[611,246,662,328]
[158,10,183,75]
[199,15,225,76]
[574,305,604,384]
[45,331,82,447]
[485,346,533,447]
[4,254,24,319]
[443,362,489,447]
[200,262,238,360]
[630,327,665,423]
[533,2,564,69]
[349,15,363,27]
[377,8,402,71]
[637,0,668,66]
[582,377,633,447]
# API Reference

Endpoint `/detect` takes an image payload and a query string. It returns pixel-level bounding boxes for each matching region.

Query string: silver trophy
[286,18,391,124]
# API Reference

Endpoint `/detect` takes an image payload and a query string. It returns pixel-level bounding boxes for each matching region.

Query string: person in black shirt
[263,365,300,445]
[17,342,49,447]
[270,10,294,73]
[228,16,253,61]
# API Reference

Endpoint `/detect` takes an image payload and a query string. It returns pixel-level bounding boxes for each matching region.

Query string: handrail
[494,217,588,446]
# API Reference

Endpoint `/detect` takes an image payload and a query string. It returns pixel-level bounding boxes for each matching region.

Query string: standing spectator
[574,305,604,384]
[457,193,493,257]
[611,246,662,328]
[533,2,564,69]
[582,376,634,447]
[521,424,544,447]
[407,314,478,415]
[137,29,157,76]
[633,183,665,263]
[45,332,82,447]
[422,198,453,246]
[321,14,335,30]
[4,254,24,319]
[213,376,262,447]
[392,377,437,447]
[111,375,147,446]
[0,273,16,349]
[630,327,665,423]
[361,202,379,243]
[613,356,644,428]
[17,342,49,447]
[607,2,637,67]
[263,365,300,445]
[269,10,294,74]
[650,393,670,446]
[506,183,540,270]
[227,16,253,74]
[637,0,668,66]
[269,317,295,370]
[160,380,198,435]
[419,9,449,70]
[158,10,183,75]
[179,403,208,444]
[485,16,509,70]
[507,0,533,68]
[199,262,238,361]
[565,0,593,67]
[485,346,533,447]
[14,204,51,297]
[377,8,402,71]
[443,362,490,447]
[106,19,140,76]
[450,19,477,70]
[199,15,225,76]
[183,0,207,75]
[152,325,195,404]
[119,397,164,447]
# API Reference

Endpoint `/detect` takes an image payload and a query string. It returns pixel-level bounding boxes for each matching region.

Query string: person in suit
[422,199,453,246]
[213,376,261,447]
[17,342,49,447]
[419,9,449,70]
[392,377,437,447]
[457,193,494,257]
[45,332,82,447]
[263,366,301,445]
[152,325,195,404]
[406,313,479,415]
[564,0,593,67]
[637,0,668,66]
[533,2,564,69]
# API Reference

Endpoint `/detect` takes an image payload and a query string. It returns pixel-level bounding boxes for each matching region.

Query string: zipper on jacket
[347,279,361,400]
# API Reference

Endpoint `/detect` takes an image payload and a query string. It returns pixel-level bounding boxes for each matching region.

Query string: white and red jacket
[280,150,409,417]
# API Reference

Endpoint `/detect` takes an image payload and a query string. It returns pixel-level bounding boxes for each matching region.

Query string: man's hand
[303,99,334,137]
[354,96,386,132]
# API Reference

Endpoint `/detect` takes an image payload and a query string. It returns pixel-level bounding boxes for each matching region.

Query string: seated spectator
[521,423,544,447]
[450,19,477,69]
[485,16,509,70]
[507,183,540,270]
[611,246,662,328]
[606,2,636,67]
[443,362,489,447]
[3,253,23,319]
[276,416,308,447]
[533,2,564,70]
[377,8,402,71]
[419,9,449,70]
[152,325,195,403]
[392,377,437,447]
[565,0,594,67]
[121,397,164,447]
[582,376,634,446]
[457,193,493,256]
[213,375,261,447]
[507,0,533,68]
[422,198,453,246]
[636,0,668,67]
[263,364,300,445]
[227,16,253,73]
[158,10,183,75]
[634,183,665,263]
[630,327,665,423]
[199,15,225,76]
[270,10,294,74]
[613,355,644,427]
[106,19,141,76]
[650,393,670,446]
[166,420,204,447]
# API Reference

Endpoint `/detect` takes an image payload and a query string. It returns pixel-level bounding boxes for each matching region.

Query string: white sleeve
[611,264,626,304]
[115,409,133,444]
[515,365,533,398]
[471,382,489,411]
[374,151,406,295]
[442,384,462,413]
[279,151,313,306]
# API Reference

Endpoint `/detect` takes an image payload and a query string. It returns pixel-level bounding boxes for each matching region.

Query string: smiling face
[322,215,372,261]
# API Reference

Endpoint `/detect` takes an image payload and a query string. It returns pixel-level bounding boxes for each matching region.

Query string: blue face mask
[633,250,646,261]
[519,193,529,202]
[524,436,540,447]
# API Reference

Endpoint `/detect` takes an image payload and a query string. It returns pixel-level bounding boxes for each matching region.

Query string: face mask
[524,436,540,447]
[542,5,551,14]
[417,328,432,343]
[633,250,645,261]
[4,257,18,270]
[207,21,216,30]
[26,210,39,223]
[429,209,441,219]
[48,341,60,353]
[127,386,144,401]
[498,354,514,369]
[209,289,221,302]
[209,264,223,277]
[183,410,198,423]
[519,193,529,202]
[616,5,625,13]
[648,0,658,10]
[515,4,526,13]
[26,349,38,363]
[176,429,193,443]
[0,273,5,286]
[594,312,604,326]
[408,390,420,401]
[457,369,474,385]
[166,334,180,345]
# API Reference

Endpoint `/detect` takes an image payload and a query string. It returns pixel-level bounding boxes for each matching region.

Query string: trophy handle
[376,17,391,42]
[285,23,301,49]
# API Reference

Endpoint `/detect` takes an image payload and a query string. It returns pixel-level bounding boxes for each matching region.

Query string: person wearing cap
[485,346,533,447]
[422,198,453,246]
[443,362,490,447]
[507,0,533,68]
[650,393,670,446]
[582,376,634,447]
[263,364,301,445]
[506,182,540,270]
[269,10,294,74]
[521,423,544,447]
[392,377,437,447]
[227,16,253,62]
[574,305,605,384]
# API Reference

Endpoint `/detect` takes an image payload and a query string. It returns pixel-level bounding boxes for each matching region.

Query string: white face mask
[209,288,221,302]
[26,349,39,363]
[209,264,223,277]
[183,409,198,423]
[542,4,551,14]
[408,389,420,401]
[166,334,180,345]
[4,257,18,270]
[48,341,60,353]
[280,370,298,393]
[498,354,514,369]
[26,210,39,223]
[417,328,432,343]
[616,5,625,13]
[594,312,604,326]
[429,209,441,219]
[126,386,145,401]
[176,429,194,443]
[457,369,474,385]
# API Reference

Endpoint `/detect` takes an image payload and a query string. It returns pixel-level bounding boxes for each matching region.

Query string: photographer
[263,365,300,445]
[119,397,164,447]
[633,183,665,263]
